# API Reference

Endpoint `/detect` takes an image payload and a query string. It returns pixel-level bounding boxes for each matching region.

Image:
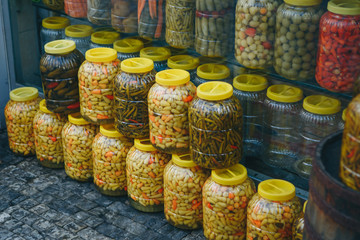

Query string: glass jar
[40,17,70,52]
[40,40,84,114]
[203,164,256,240]
[126,139,171,212]
[126,36,153,47]
[189,82,243,169]
[167,55,199,82]
[4,87,41,156]
[65,25,93,56]
[33,100,66,168]
[42,0,64,10]
[62,113,97,181]
[233,74,268,158]
[111,0,138,33]
[93,125,133,196]
[353,73,360,97]
[148,69,197,154]
[113,39,144,61]
[138,0,166,40]
[114,58,156,138]
[193,64,231,87]
[164,153,209,230]
[87,0,111,26]
[263,84,303,168]
[90,31,120,49]
[292,201,307,240]
[140,47,171,72]
[64,0,87,18]
[78,48,121,124]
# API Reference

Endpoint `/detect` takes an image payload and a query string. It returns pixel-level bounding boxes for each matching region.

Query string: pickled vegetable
[87,0,111,26]
[42,0,64,10]
[64,0,87,18]
[292,201,307,240]
[138,0,165,40]
[111,0,138,33]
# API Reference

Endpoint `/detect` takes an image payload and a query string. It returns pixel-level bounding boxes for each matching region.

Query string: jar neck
[327,11,360,20]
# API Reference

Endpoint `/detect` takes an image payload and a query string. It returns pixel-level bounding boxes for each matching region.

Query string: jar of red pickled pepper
[315,0,360,93]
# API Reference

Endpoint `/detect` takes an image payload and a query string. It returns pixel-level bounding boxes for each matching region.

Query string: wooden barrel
[303,131,360,240]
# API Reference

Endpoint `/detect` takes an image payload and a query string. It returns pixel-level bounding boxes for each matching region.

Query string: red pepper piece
[67,102,80,109]
[47,82,59,89]
[105,95,114,100]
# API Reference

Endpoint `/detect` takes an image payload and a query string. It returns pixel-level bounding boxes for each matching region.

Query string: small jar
[114,58,156,138]
[164,153,209,230]
[140,47,171,72]
[64,0,87,18]
[126,36,153,48]
[193,64,231,87]
[148,69,197,154]
[90,31,120,49]
[93,125,133,196]
[111,0,138,33]
[40,40,84,114]
[65,25,93,56]
[126,139,171,212]
[78,48,121,124]
[189,82,243,169]
[292,201,307,240]
[33,100,66,168]
[62,113,97,181]
[138,0,166,40]
[203,164,256,240]
[40,17,70,52]
[167,55,199,82]
[42,0,64,10]
[87,0,111,26]
[113,39,144,61]
[4,87,41,156]
[233,74,268,158]
[247,179,302,240]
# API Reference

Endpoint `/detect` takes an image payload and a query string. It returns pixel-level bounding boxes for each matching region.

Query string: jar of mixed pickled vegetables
[167,55,199,82]
[40,40,84,114]
[78,48,120,124]
[111,0,137,33]
[193,64,231,87]
[65,25,93,56]
[203,164,256,239]
[42,0,64,10]
[140,47,171,72]
[4,87,41,156]
[233,74,268,158]
[148,69,196,154]
[40,17,70,52]
[247,179,302,240]
[113,39,144,61]
[89,31,120,49]
[292,201,307,240]
[189,82,243,169]
[87,0,111,26]
[114,58,156,138]
[126,139,171,212]
[62,113,97,181]
[138,0,166,40]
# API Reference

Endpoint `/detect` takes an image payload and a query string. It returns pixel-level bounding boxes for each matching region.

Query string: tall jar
[192,64,231,87]
[64,0,87,18]
[114,58,156,138]
[40,17,70,52]
[4,87,41,156]
[148,69,197,154]
[65,25,93,56]
[274,0,324,80]
[78,48,121,124]
[42,0,64,10]
[33,100,66,168]
[263,84,303,168]
[90,31,120,49]
[167,55,199,82]
[315,0,360,93]
[247,179,302,240]
[140,47,171,72]
[87,0,111,26]
[93,125,133,196]
[111,0,138,33]
[189,82,243,169]
[138,0,166,40]
[40,40,84,114]
[62,113,97,182]
[233,74,268,158]
[126,139,171,212]
[203,164,256,240]
[113,39,144,61]
[292,201,307,240]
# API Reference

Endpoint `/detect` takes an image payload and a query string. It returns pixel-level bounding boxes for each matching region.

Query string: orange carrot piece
[91,89,101,94]
[138,0,146,23]
[105,151,114,158]
[148,171,156,178]
[228,192,235,199]
[97,114,109,119]
[172,199,177,210]
[154,0,163,38]
[153,199,160,205]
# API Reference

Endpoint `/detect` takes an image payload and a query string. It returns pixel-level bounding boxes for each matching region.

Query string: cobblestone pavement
[0,129,206,240]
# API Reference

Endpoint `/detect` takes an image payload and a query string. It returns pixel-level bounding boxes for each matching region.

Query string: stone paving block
[88,206,108,218]
[12,224,34,236]
[55,215,75,227]
[21,213,40,226]
[32,218,53,232]
[4,205,21,215]
[48,199,80,215]
[77,227,113,240]
[0,212,11,224]
[41,209,62,223]
[22,229,44,240]
[2,188,22,201]
[0,228,14,240]
[82,215,104,228]
[70,196,98,211]
[157,223,190,240]
[123,220,149,236]
[11,207,30,220]
[73,211,91,222]
[0,201,10,212]
[11,195,29,205]
[2,219,24,231]
[95,222,126,239]
[139,230,167,240]
[20,187,39,197]
[29,203,50,215]
[6,236,25,240]
[106,201,137,219]
[47,225,76,239]
[63,221,87,233]
[30,192,54,204]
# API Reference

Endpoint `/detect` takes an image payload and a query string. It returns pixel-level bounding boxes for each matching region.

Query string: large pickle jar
[42,0,64,10]
[148,69,197,154]
[87,0,111,26]
[111,0,138,33]
[4,87,41,156]
[203,164,256,240]
[114,58,156,138]
[65,25,93,56]
[40,17,70,52]
[64,0,87,18]
[78,48,121,124]
[247,179,302,240]
[140,47,171,72]
[138,0,166,40]
[193,64,231,87]
[33,100,66,168]
[90,31,120,49]
[113,39,144,61]
[292,201,307,240]
[40,40,84,114]
[164,153,209,230]
[93,124,133,196]
[274,0,324,80]
[62,113,97,182]
[167,55,199,82]
[189,82,243,169]
[126,139,171,212]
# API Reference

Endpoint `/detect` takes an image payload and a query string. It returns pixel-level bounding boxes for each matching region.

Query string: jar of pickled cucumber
[164,153,209,230]
[203,164,256,240]
[111,0,137,33]
[193,64,231,87]
[78,48,121,124]
[113,39,144,61]
[4,87,41,156]
[114,58,156,138]
[62,113,97,181]
[89,31,120,49]
[189,82,243,169]
[148,69,197,154]
[233,74,268,158]
[292,201,307,240]
[65,25,93,56]
[87,0,111,26]
[167,55,199,82]
[126,139,171,212]
[247,179,302,240]
[140,47,171,72]
[42,0,64,10]
[40,17,70,52]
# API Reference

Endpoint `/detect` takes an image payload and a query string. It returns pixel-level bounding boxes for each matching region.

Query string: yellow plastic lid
[156,69,190,86]
[85,48,118,62]
[267,85,303,103]
[140,47,171,62]
[211,164,248,186]
[134,139,156,152]
[258,179,296,202]
[233,74,268,92]
[126,36,153,47]
[45,40,76,54]
[68,113,90,125]
[9,87,39,102]
[167,55,200,71]
[199,56,226,65]
[342,108,347,121]
[284,0,322,6]
[197,64,230,80]
[113,39,144,53]
[328,0,360,15]
[172,153,197,168]
[303,200,308,213]
[303,95,341,115]
[100,124,123,138]
[39,99,52,114]
[121,58,154,73]
[42,17,70,30]
[65,25,93,38]
[91,31,120,45]
[197,82,233,101]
